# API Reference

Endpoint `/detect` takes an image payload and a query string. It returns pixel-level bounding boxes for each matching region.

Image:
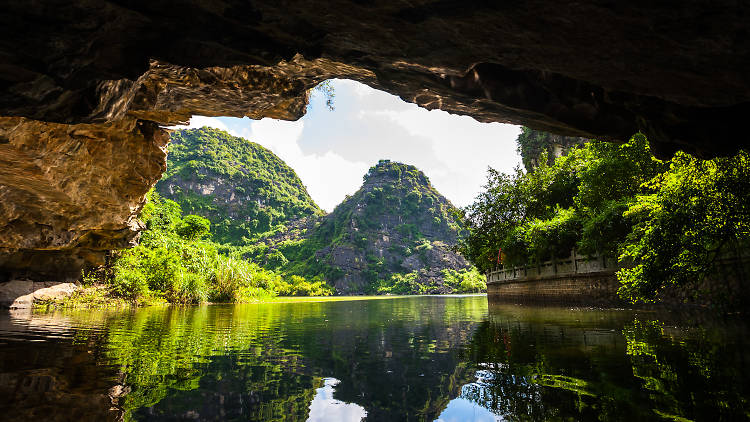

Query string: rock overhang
[1,0,749,279]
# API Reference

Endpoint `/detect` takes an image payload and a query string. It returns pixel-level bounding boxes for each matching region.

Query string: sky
[177,79,522,212]
[305,378,367,422]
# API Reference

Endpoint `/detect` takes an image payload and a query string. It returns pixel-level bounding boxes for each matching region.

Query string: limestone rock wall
[1,1,749,279]
[0,117,168,280]
[3,1,749,153]
[0,57,366,280]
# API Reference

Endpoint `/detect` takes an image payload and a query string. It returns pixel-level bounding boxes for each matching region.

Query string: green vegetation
[617,150,750,302]
[77,191,332,306]
[516,127,584,171]
[461,129,750,303]
[441,268,487,293]
[157,127,322,244]
[460,133,665,271]
[121,131,481,298]
[239,160,480,294]
[366,268,486,295]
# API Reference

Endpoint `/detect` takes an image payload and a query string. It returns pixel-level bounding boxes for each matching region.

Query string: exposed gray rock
[0,280,78,309]
[268,161,473,294]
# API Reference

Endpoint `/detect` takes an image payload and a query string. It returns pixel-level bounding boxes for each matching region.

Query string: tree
[617,150,750,303]
[463,129,750,304]
[460,134,666,272]
[176,215,211,240]
[311,80,335,111]
[574,134,667,255]
[458,167,528,272]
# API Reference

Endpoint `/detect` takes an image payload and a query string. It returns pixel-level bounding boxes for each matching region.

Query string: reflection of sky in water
[436,373,503,422]
[306,378,367,422]
[435,397,502,422]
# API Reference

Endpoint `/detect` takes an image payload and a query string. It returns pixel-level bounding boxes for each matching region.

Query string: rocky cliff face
[2,1,749,279]
[516,127,587,171]
[0,117,168,281]
[3,2,748,153]
[0,56,343,280]
[260,161,472,294]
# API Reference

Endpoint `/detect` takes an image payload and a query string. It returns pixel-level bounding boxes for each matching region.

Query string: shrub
[209,255,255,302]
[103,190,331,304]
[265,249,289,269]
[168,272,208,304]
[441,268,487,293]
[176,215,211,240]
[275,275,333,297]
[110,264,149,300]
[521,206,581,262]
[376,272,422,295]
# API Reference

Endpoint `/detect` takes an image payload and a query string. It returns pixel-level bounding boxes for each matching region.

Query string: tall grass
[101,191,332,305]
[209,255,280,302]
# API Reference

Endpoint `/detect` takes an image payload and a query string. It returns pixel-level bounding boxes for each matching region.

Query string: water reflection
[436,396,500,422]
[0,298,748,421]
[459,305,750,421]
[307,378,367,422]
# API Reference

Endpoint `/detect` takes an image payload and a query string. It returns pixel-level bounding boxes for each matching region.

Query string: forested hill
[156,127,322,244]
[246,160,484,294]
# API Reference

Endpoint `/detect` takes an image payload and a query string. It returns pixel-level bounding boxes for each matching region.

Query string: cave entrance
[169,79,523,214]
[141,78,526,294]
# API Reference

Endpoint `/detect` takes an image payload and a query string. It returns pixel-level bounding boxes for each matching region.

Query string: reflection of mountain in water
[128,298,484,421]
[0,297,487,421]
[1,300,749,421]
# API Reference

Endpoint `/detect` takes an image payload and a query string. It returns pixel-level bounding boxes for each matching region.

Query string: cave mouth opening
[1,1,749,304]
[169,78,524,214]
[1,46,745,288]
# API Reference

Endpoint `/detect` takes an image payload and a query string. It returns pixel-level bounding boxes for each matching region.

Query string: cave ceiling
[1,0,748,279]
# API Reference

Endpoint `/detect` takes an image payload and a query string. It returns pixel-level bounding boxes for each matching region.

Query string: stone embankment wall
[487,251,750,309]
[486,252,622,306]
[487,272,621,305]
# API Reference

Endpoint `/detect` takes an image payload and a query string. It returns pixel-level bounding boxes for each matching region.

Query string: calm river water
[0,295,748,421]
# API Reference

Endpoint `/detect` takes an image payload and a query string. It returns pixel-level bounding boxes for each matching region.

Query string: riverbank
[31,284,485,311]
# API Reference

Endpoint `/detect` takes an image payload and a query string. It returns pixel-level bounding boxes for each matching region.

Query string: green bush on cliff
[373,272,422,295]
[275,275,333,297]
[176,215,211,240]
[248,160,480,294]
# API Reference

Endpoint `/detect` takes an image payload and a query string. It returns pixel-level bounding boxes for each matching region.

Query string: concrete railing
[486,250,617,284]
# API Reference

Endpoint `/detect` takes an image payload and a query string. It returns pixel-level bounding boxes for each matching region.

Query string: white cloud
[300,79,520,207]
[183,116,230,132]
[169,115,254,141]
[373,107,521,206]
[249,118,369,212]
[180,79,522,213]
[306,378,367,422]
